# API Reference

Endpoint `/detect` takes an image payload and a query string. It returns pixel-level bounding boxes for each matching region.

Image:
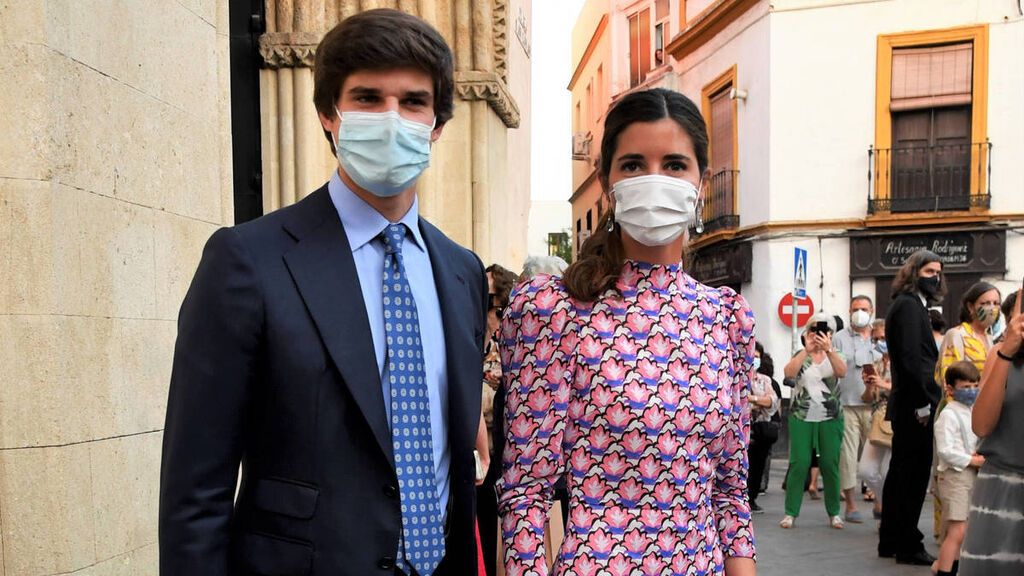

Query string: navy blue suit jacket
[159,186,486,575]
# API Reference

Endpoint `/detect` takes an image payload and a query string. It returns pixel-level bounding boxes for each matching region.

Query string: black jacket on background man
[879,291,942,558]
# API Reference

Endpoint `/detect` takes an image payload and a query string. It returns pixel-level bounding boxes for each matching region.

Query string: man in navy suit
[159,10,486,575]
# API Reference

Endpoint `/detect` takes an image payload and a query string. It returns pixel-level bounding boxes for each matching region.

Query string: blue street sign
[794,247,808,298]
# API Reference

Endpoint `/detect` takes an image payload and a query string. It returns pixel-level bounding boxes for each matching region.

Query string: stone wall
[0,1,232,573]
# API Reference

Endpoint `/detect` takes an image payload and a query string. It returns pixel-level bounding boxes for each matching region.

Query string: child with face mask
[933,360,984,576]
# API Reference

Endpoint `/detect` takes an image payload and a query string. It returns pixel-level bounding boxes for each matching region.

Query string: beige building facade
[666,0,1024,360]
[0,1,529,573]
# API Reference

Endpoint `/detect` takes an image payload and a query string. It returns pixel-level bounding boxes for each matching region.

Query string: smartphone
[815,321,829,334]
[862,363,876,378]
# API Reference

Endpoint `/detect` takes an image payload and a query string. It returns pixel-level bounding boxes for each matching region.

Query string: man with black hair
[160,10,485,575]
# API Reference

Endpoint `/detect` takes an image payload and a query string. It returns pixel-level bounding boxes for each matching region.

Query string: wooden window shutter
[710,88,734,172]
[891,43,972,111]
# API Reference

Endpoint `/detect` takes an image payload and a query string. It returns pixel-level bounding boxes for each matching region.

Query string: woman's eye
[621,162,641,172]
[665,161,687,172]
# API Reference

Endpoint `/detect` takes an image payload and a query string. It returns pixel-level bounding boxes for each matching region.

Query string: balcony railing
[868,141,991,214]
[694,169,740,236]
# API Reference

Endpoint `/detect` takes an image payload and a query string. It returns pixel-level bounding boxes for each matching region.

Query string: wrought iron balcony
[694,169,740,236]
[868,141,991,214]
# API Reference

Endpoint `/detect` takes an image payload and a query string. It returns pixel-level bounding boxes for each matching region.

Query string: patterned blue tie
[380,223,445,576]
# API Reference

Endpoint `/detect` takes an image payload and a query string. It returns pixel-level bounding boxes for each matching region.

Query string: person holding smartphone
[833,295,883,524]
[780,313,848,529]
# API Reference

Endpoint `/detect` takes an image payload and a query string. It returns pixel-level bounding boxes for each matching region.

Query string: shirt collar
[327,170,425,252]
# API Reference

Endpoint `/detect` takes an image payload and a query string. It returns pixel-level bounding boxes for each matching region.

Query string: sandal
[809,487,822,500]
[864,489,875,502]
[780,515,795,529]
[830,515,844,529]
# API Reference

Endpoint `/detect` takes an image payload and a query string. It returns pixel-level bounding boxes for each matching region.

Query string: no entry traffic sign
[778,293,815,328]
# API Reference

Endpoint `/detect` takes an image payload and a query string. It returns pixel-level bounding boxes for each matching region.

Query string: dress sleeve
[714,288,756,559]
[496,276,575,575]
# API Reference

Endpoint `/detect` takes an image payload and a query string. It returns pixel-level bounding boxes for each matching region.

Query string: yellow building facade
[0,1,529,573]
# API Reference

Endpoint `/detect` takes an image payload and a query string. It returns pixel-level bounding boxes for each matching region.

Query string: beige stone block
[0,0,45,45]
[0,315,120,449]
[88,432,161,561]
[154,211,218,321]
[114,319,175,433]
[77,543,158,576]
[0,444,97,575]
[0,44,56,181]
[72,189,156,319]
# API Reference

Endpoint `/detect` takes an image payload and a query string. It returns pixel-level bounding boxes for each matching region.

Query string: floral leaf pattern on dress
[496,261,756,575]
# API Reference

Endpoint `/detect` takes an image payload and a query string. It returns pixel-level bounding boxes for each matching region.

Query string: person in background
[748,341,781,513]
[878,250,945,566]
[936,282,1000,384]
[932,361,984,576]
[859,319,892,520]
[477,264,518,576]
[498,88,757,575]
[780,313,848,529]
[960,289,1024,576]
[930,308,948,350]
[520,255,569,279]
[833,295,881,524]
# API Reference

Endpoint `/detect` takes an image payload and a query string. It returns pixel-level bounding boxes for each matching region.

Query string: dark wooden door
[891,106,971,212]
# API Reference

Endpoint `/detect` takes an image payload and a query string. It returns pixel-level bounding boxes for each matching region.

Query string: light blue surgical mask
[335,109,435,197]
[875,340,888,355]
[952,387,979,407]
[752,357,762,372]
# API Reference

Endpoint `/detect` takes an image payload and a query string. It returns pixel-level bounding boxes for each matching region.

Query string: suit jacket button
[378,556,395,570]
[384,484,398,499]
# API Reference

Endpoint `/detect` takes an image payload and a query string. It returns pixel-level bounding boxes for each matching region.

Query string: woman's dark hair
[1001,290,1020,321]
[958,281,1000,324]
[313,9,455,147]
[755,341,775,378]
[486,264,517,309]
[890,249,947,304]
[929,308,947,334]
[563,88,709,301]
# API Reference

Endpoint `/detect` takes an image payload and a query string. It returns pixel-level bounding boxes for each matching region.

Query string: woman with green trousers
[780,314,848,529]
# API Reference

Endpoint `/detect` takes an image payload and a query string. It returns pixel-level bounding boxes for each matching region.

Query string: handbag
[868,404,893,448]
[751,420,780,444]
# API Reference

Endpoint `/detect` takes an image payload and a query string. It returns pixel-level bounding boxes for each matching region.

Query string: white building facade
[667,0,1024,363]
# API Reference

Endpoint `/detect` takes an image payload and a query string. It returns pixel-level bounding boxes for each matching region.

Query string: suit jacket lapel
[419,220,482,458]
[282,189,394,467]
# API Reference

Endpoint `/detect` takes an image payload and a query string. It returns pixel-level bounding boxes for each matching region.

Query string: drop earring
[694,197,705,234]
[607,213,616,233]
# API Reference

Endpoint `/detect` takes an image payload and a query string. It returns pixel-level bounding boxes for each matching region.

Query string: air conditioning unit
[572,132,592,161]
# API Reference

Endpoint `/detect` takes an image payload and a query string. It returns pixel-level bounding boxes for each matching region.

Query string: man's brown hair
[313,9,455,143]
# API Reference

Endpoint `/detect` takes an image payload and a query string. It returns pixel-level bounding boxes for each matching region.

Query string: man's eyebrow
[346,86,381,96]
[402,89,432,99]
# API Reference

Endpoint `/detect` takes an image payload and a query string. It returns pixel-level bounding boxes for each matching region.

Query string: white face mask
[850,309,873,329]
[611,175,699,247]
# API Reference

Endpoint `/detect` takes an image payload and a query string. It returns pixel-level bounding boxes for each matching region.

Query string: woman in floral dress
[496,88,757,576]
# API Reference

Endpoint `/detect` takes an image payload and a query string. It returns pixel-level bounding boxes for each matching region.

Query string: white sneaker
[779,515,795,529]
[830,515,844,529]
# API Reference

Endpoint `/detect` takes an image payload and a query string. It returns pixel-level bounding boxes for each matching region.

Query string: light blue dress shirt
[327,171,450,517]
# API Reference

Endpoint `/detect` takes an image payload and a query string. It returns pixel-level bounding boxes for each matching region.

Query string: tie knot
[380,223,406,255]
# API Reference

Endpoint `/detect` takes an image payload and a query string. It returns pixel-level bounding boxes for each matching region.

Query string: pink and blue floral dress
[496,260,756,576]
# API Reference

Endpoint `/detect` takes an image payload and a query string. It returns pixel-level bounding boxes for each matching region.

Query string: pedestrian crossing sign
[794,247,808,298]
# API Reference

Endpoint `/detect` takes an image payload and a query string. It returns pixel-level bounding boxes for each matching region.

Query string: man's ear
[430,121,446,143]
